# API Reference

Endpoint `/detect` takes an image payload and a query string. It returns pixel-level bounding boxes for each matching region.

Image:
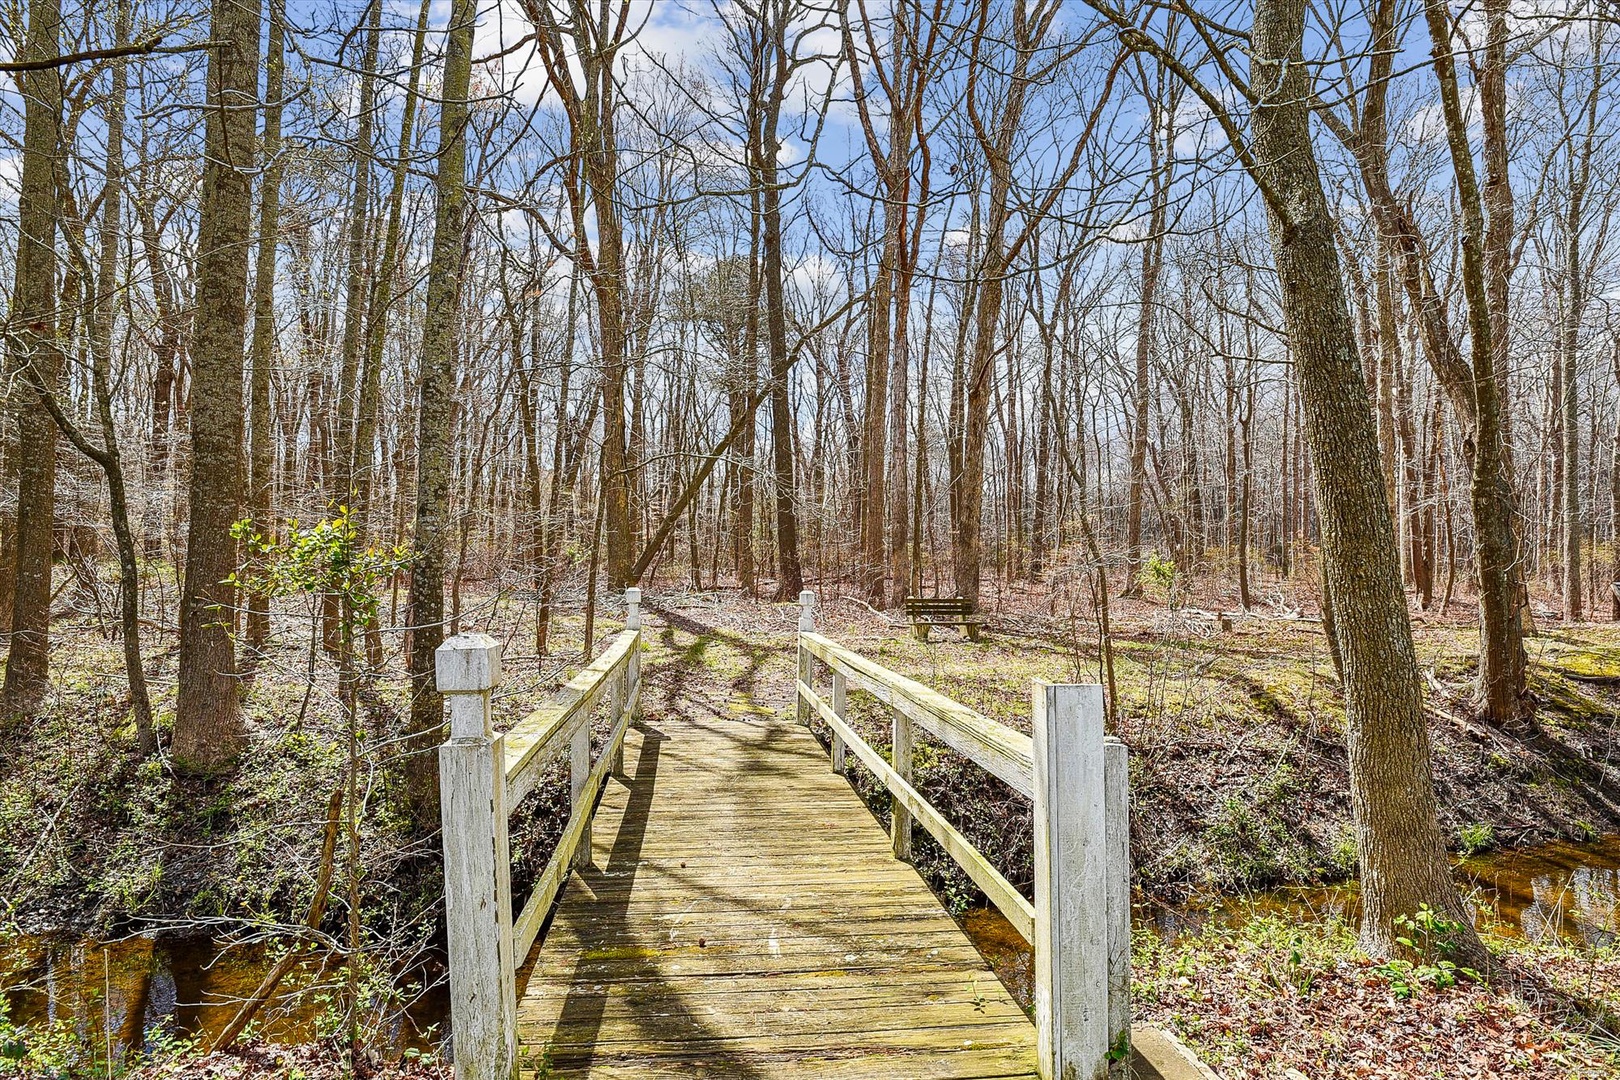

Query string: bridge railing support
[436,633,518,1080]
[795,597,1131,1080]
[437,590,645,1080]
[796,590,815,725]
[1033,683,1131,1080]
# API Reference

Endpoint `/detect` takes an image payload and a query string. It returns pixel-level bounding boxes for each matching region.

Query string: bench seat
[903,597,981,642]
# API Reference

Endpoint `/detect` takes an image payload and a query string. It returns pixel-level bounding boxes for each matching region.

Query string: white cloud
[469,0,717,107]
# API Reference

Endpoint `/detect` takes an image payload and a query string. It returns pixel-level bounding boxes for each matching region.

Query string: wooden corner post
[626,588,642,700]
[615,587,642,775]
[796,590,815,725]
[830,669,847,775]
[1104,735,1132,1078]
[1033,681,1112,1080]
[891,706,914,862]
[437,633,518,1080]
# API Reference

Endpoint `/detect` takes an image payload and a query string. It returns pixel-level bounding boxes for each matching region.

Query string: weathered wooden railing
[794,590,1131,1080]
[435,589,643,1080]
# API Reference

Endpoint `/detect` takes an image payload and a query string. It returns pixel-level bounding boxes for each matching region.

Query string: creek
[0,934,445,1063]
[958,833,1620,1011]
[8,835,1620,1058]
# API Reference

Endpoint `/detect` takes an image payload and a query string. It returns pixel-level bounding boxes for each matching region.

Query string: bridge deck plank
[515,706,1039,1078]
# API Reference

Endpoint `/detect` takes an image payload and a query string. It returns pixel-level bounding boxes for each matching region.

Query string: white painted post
[891,710,913,862]
[626,586,642,631]
[570,718,591,869]
[615,588,642,776]
[1032,682,1109,1080]
[1104,736,1132,1077]
[831,670,847,775]
[796,590,815,725]
[436,634,517,1080]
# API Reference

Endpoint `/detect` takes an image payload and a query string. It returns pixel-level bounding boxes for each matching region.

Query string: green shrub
[1457,822,1495,856]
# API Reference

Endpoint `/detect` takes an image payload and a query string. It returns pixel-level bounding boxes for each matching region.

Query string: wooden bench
[904,596,982,642]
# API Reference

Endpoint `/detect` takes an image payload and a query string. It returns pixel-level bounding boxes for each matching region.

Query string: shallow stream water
[0,933,445,1062]
[8,835,1620,1057]
[959,833,1620,1011]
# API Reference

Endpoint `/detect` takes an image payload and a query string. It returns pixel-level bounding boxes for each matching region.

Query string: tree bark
[1124,150,1165,597]
[245,0,284,653]
[954,1,1036,607]
[527,0,635,591]
[756,1,804,601]
[1242,0,1486,964]
[404,0,475,829]
[136,196,182,559]
[1318,0,1530,724]
[1558,33,1601,620]
[1422,0,1530,726]
[88,0,157,753]
[335,1,380,503]
[1,0,63,717]
[170,0,257,772]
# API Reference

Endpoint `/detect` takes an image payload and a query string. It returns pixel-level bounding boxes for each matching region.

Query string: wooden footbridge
[434,591,1137,1080]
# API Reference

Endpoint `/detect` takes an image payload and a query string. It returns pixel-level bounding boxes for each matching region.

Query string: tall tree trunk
[1559,35,1601,620]
[92,0,156,753]
[335,1,380,501]
[1612,335,1620,620]
[528,0,636,590]
[1243,0,1487,963]
[537,272,578,652]
[1320,0,1530,725]
[1423,0,1530,726]
[861,216,891,604]
[404,0,475,830]
[758,9,803,601]
[955,232,1007,608]
[729,295,757,595]
[954,4,1031,607]
[353,0,429,668]
[1124,192,1164,598]
[172,0,261,772]
[137,198,181,559]
[1,0,63,716]
[1479,0,1516,469]
[246,0,285,652]
[886,233,915,605]
[954,0,1112,605]
[1562,276,1582,620]
[843,1,946,606]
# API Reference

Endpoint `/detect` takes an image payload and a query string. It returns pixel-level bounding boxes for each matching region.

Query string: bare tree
[403,0,476,828]
[1,0,64,717]
[1090,0,1488,965]
[525,0,638,590]
[170,0,260,772]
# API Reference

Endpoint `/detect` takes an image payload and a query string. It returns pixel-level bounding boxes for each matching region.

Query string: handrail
[794,590,1131,1080]
[796,676,1036,939]
[799,631,1034,797]
[435,588,644,1080]
[504,628,639,806]
[510,669,640,959]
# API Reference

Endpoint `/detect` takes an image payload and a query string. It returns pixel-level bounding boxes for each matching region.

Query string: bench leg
[966,623,981,643]
[912,623,929,643]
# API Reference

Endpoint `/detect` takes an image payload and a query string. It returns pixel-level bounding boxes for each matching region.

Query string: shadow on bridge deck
[514,694,1042,1079]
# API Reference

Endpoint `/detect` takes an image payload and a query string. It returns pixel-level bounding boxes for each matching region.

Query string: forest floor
[636,589,1620,1078]
[5,578,1620,1076]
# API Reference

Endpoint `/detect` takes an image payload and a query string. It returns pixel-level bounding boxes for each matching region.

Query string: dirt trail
[639,600,802,726]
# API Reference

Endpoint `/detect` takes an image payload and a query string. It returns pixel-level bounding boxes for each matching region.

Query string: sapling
[229,507,409,1064]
